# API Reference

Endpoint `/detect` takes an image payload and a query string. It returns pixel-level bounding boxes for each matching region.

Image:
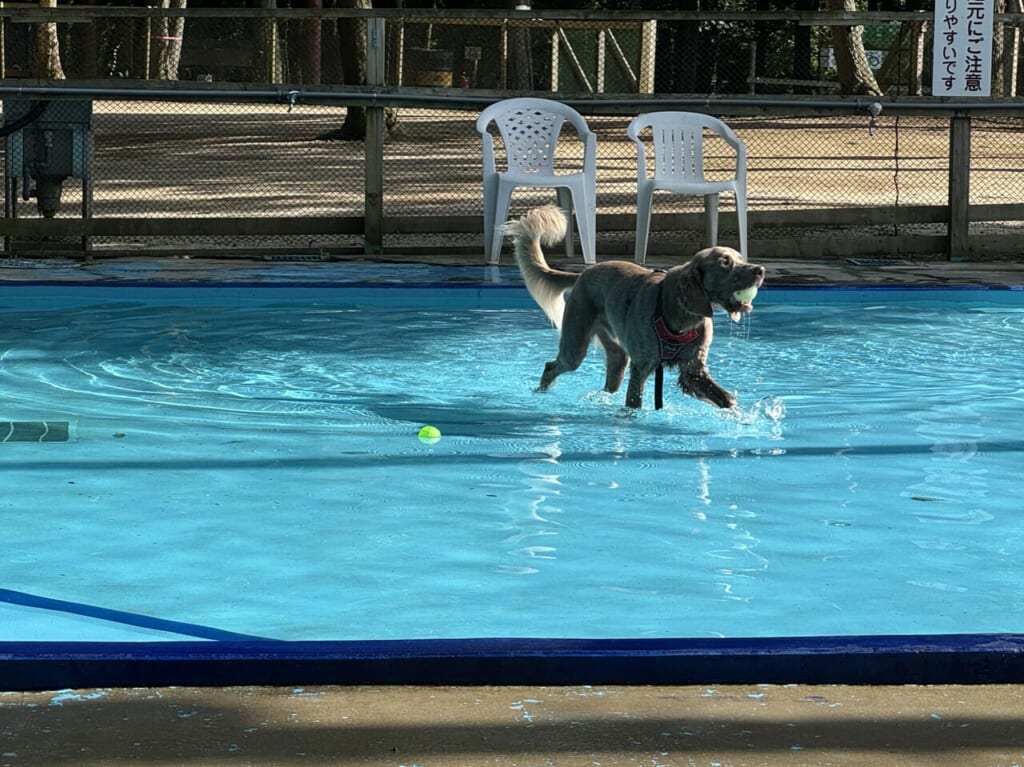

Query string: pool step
[1,421,71,442]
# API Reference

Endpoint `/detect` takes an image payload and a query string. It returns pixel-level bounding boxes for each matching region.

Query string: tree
[35,0,66,79]
[154,0,187,80]
[825,0,883,95]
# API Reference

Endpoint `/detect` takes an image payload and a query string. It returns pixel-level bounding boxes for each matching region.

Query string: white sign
[933,0,994,96]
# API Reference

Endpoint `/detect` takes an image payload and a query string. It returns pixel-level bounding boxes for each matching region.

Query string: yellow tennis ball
[418,425,442,444]
[733,285,758,304]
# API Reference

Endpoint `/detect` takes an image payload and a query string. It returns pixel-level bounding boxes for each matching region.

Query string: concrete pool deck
[2,683,1023,766]
[1,253,1023,765]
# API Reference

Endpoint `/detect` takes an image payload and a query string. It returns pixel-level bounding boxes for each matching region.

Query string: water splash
[726,395,787,436]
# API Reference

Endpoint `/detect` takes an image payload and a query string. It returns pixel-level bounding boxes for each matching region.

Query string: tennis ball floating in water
[733,285,758,304]
[418,425,442,443]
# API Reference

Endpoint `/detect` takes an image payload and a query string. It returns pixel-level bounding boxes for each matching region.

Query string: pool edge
[3,634,1023,690]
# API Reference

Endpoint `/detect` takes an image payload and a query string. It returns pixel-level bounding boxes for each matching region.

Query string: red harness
[652,277,705,410]
[653,315,703,361]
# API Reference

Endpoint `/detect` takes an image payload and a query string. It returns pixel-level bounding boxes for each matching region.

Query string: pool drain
[847,257,914,266]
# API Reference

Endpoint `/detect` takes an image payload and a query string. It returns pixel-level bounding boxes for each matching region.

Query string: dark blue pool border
[2,279,1024,292]
[3,278,1022,689]
[1,280,1023,316]
[2,635,1023,690]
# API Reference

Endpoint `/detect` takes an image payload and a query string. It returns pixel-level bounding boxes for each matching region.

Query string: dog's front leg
[624,362,657,408]
[679,367,736,409]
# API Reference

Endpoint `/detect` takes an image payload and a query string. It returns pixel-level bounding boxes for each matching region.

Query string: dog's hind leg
[538,341,591,390]
[538,308,595,391]
[596,329,628,394]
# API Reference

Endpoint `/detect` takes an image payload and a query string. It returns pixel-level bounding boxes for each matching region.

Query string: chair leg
[704,193,719,249]
[489,183,514,265]
[735,186,748,261]
[555,188,576,260]
[482,175,498,263]
[634,187,654,264]
[572,188,596,265]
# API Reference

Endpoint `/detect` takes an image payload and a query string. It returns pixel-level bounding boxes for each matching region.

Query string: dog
[504,205,765,410]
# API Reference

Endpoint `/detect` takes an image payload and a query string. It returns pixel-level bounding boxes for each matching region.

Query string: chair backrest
[627,111,744,185]
[476,97,593,175]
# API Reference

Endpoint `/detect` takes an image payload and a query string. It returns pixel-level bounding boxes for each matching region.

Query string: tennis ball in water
[418,425,442,443]
[733,285,759,304]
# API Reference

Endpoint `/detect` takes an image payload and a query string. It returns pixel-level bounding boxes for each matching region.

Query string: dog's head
[676,247,765,323]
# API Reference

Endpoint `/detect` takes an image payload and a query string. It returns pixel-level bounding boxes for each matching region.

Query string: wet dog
[504,205,765,409]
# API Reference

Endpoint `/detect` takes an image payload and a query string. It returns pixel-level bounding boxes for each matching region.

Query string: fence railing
[1,6,1023,262]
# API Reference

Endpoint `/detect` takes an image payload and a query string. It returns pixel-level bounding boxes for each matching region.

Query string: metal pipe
[1,84,1022,113]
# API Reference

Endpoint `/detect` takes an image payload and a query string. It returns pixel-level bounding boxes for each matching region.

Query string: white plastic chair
[627,111,747,264]
[476,98,597,265]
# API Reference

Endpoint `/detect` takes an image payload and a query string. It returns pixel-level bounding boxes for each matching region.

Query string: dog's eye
[719,255,732,268]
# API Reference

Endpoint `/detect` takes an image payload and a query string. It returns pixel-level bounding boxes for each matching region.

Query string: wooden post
[948,113,971,262]
[0,2,6,80]
[143,13,151,79]
[364,16,385,255]
[1004,1,1021,97]
[638,20,656,94]
[259,0,280,84]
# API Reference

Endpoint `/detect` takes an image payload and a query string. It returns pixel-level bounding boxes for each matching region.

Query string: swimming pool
[1,276,1022,686]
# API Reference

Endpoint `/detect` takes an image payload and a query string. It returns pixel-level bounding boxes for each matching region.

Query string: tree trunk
[35,0,66,79]
[508,0,533,90]
[825,0,882,95]
[874,19,926,95]
[792,0,817,92]
[155,0,186,80]
[672,20,701,93]
[320,0,399,141]
[302,0,323,84]
[73,0,100,78]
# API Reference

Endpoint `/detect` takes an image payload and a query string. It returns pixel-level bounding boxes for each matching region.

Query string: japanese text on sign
[933,0,994,96]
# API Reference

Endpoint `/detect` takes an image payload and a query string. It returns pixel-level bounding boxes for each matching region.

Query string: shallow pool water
[1,284,1022,642]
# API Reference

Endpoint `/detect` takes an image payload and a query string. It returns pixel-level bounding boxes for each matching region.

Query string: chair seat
[500,169,589,184]
[643,178,739,196]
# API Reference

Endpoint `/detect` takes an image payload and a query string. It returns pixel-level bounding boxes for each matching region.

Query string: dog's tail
[503,205,579,330]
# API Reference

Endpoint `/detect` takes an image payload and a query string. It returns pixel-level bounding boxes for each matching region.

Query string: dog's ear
[673,261,714,319]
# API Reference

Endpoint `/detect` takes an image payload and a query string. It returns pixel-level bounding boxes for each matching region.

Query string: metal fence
[1,6,1023,261]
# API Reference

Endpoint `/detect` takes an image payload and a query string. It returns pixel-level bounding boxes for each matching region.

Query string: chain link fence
[2,6,1023,260]
[13,9,1022,98]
